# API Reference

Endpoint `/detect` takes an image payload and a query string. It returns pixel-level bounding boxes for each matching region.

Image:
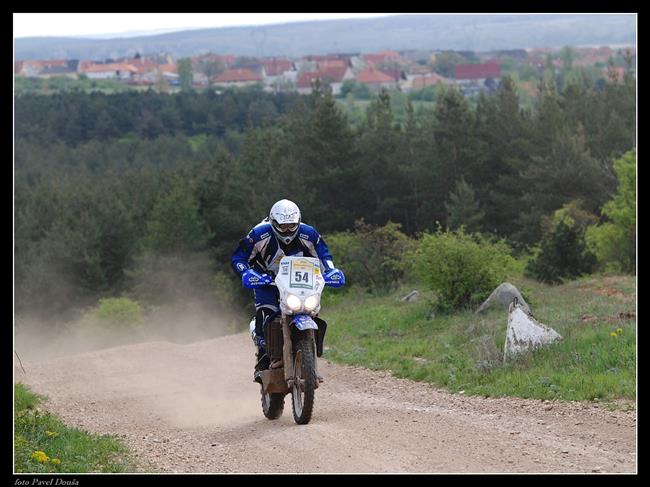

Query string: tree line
[14,72,636,322]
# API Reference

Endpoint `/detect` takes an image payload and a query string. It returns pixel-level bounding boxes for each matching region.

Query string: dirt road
[15,332,636,473]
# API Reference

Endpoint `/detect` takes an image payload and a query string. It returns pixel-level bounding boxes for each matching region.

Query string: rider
[231,199,345,372]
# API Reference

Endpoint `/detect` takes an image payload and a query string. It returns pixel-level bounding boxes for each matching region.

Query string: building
[296,71,322,94]
[15,59,68,77]
[158,63,179,85]
[403,72,449,92]
[454,61,502,96]
[362,50,402,68]
[355,67,398,92]
[454,62,501,81]
[82,62,138,80]
[214,68,264,87]
[262,58,296,90]
[295,63,354,95]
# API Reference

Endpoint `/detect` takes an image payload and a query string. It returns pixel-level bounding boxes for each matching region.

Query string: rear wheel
[261,390,284,420]
[291,337,317,424]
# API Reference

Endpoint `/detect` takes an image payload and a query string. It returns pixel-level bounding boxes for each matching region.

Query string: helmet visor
[272,221,299,237]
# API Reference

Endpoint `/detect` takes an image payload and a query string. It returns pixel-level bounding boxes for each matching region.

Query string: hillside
[15,14,636,60]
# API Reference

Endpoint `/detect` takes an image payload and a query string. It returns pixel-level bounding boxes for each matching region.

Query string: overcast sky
[13,13,404,38]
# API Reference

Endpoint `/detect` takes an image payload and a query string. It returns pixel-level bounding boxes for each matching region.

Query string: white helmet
[269,199,301,244]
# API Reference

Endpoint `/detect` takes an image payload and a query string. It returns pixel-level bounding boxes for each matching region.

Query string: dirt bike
[247,256,342,424]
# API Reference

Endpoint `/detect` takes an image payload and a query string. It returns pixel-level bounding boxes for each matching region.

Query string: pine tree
[429,85,483,228]
[357,89,405,225]
[145,178,212,254]
[445,177,485,233]
[515,124,613,245]
[283,82,359,231]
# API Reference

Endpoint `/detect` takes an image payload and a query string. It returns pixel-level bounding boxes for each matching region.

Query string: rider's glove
[242,269,273,288]
[323,268,345,288]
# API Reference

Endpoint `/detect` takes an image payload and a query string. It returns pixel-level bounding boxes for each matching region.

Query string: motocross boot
[253,347,270,384]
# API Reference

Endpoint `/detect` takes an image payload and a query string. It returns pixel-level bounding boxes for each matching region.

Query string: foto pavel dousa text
[15,479,79,486]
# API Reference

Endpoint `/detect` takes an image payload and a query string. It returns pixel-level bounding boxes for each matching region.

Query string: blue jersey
[231,221,335,277]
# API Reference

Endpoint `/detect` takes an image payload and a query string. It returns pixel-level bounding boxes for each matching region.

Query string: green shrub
[586,222,631,274]
[326,220,415,293]
[585,149,636,274]
[409,228,518,312]
[526,213,597,284]
[15,382,43,412]
[93,297,143,329]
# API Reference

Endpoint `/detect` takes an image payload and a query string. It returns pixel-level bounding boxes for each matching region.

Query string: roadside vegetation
[320,172,635,403]
[14,383,136,473]
[322,274,635,403]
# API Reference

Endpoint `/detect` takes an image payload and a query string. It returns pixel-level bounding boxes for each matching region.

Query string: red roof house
[297,66,350,89]
[356,67,396,84]
[296,71,322,90]
[454,62,501,80]
[158,63,177,74]
[411,72,446,89]
[215,68,263,84]
[318,65,349,83]
[362,50,402,67]
[316,59,348,70]
[262,58,293,76]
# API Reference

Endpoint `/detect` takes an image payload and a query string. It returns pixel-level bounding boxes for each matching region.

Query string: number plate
[289,259,315,290]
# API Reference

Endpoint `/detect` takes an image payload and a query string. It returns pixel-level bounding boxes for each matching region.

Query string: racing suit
[231,219,336,351]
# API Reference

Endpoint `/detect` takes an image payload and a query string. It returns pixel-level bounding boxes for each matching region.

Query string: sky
[13,13,402,39]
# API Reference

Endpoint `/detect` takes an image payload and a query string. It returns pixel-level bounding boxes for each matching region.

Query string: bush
[326,220,415,293]
[585,222,631,274]
[525,216,597,284]
[409,228,518,312]
[585,149,636,274]
[92,297,143,329]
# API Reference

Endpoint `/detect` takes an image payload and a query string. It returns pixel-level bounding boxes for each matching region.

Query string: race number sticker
[289,259,315,290]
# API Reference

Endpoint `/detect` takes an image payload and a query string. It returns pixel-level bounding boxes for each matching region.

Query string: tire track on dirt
[15,332,636,473]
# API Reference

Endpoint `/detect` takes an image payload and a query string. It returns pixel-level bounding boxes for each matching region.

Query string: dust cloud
[14,252,267,431]
[14,251,253,363]
[14,301,248,364]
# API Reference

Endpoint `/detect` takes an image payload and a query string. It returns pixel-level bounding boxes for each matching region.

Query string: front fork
[281,316,318,388]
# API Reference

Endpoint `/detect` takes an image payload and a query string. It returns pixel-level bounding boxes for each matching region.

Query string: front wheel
[291,337,317,424]
[261,390,285,420]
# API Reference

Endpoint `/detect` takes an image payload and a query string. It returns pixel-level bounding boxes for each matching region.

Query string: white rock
[503,302,562,362]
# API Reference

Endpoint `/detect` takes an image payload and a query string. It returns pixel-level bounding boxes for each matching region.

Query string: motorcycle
[245,256,343,424]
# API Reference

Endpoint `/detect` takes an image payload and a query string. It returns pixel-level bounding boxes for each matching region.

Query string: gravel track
[15,332,636,473]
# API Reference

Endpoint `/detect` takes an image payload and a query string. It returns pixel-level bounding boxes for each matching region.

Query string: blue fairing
[292,314,318,331]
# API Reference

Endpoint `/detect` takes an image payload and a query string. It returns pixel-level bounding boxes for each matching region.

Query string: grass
[14,383,136,473]
[321,274,636,402]
[335,96,436,127]
[15,76,138,95]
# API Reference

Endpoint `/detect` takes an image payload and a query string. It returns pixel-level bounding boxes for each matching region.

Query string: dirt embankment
[15,332,636,474]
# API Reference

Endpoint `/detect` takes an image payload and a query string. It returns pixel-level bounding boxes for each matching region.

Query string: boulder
[476,282,530,314]
[503,301,562,362]
[400,290,420,303]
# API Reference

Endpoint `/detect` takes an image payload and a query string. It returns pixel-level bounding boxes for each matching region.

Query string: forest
[14,70,636,323]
